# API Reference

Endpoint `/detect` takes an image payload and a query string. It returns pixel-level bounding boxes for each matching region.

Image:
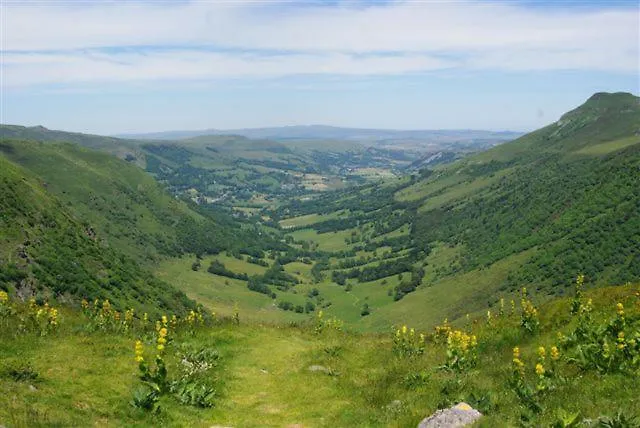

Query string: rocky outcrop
[417,402,482,428]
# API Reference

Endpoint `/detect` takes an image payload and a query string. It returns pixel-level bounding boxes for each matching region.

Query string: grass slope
[0,153,194,315]
[1,284,637,426]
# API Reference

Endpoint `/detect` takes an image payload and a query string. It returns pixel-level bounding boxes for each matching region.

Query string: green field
[156,256,303,323]
[279,211,345,229]
[288,228,356,252]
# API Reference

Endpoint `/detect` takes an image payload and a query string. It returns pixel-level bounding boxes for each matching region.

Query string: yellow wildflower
[134,340,144,363]
[550,346,560,361]
[513,347,521,359]
[535,363,545,376]
[401,325,407,334]
[617,332,626,350]
[537,346,546,360]
[616,303,625,317]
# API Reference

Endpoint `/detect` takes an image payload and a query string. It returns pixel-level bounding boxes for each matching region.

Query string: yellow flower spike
[616,303,624,316]
[80,298,88,309]
[550,346,560,361]
[157,344,165,352]
[537,346,546,360]
[161,315,168,325]
[402,325,407,334]
[535,363,545,376]
[513,347,521,358]
[143,313,148,322]
[410,328,415,336]
[134,340,145,363]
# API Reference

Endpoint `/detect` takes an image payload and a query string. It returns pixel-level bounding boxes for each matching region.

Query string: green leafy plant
[442,329,477,372]
[551,408,582,428]
[131,384,160,413]
[597,410,640,428]
[172,381,216,408]
[393,325,425,358]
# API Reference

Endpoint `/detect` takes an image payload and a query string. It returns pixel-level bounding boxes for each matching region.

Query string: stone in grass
[417,402,482,428]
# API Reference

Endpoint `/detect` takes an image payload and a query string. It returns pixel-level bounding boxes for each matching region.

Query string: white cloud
[1,1,638,87]
[3,51,455,86]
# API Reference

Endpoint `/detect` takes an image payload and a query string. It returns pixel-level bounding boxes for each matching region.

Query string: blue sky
[1,0,638,134]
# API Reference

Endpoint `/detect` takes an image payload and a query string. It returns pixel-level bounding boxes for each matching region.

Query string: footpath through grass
[1,283,639,427]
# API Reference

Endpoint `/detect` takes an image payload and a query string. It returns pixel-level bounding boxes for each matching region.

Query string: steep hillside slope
[409,92,640,291]
[0,139,245,263]
[0,124,146,166]
[0,152,194,315]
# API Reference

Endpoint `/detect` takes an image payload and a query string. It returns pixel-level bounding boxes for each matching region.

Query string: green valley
[1,92,639,426]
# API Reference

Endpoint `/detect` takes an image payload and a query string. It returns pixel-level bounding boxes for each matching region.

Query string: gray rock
[417,402,482,428]
[307,365,330,374]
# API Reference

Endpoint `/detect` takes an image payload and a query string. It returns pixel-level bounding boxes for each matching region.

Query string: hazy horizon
[2,0,638,134]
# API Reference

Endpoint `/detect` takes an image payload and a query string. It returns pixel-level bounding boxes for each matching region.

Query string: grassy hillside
[0,281,637,426]
[255,92,640,332]
[0,152,194,315]
[0,139,248,262]
[0,124,146,167]
[410,92,640,291]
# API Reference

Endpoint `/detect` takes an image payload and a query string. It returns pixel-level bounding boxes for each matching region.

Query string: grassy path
[211,327,351,427]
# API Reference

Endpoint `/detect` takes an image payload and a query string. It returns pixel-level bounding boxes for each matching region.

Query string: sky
[1,0,639,135]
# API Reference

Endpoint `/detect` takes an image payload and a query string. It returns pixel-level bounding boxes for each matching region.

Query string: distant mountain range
[116,125,523,143]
